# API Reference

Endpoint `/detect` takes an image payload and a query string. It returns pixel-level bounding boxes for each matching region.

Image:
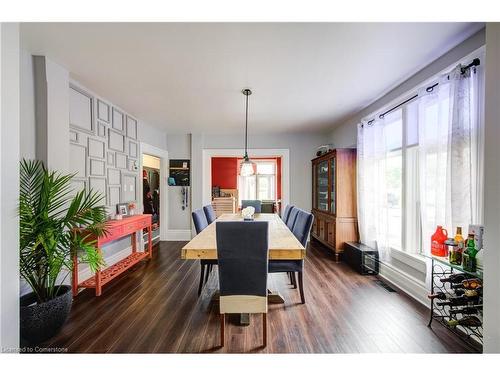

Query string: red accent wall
[211,156,282,200]
[211,157,238,189]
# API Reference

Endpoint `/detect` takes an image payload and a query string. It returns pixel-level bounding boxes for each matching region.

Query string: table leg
[131,232,137,253]
[267,289,285,304]
[148,224,153,259]
[95,248,102,296]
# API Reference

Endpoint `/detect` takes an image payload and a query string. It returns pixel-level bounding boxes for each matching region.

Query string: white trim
[202,148,290,215]
[167,229,192,241]
[378,263,428,308]
[390,249,427,274]
[139,143,169,241]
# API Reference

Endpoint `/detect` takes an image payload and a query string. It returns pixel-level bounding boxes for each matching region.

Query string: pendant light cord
[244,91,249,159]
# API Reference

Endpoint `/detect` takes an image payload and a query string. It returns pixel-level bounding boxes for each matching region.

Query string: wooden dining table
[181,213,305,323]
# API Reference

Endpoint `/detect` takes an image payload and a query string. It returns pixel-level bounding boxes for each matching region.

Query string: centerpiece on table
[241,206,255,221]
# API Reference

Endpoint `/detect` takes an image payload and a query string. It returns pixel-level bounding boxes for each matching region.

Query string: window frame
[237,159,278,204]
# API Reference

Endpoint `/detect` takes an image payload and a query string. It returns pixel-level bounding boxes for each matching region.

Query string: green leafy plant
[19,159,108,303]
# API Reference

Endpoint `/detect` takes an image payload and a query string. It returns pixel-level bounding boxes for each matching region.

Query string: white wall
[483,22,500,354]
[0,22,20,350]
[166,134,192,234]
[327,28,485,148]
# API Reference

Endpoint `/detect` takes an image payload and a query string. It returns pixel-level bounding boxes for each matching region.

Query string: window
[358,54,484,262]
[238,160,277,204]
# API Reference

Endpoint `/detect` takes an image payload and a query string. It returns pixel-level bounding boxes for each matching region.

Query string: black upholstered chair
[269,208,314,304]
[192,208,217,296]
[203,204,217,224]
[285,206,299,230]
[282,204,294,223]
[216,221,269,348]
[241,200,262,213]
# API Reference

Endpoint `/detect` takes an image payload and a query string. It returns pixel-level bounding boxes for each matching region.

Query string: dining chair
[203,204,217,224]
[285,206,299,230]
[216,221,269,348]
[269,208,313,304]
[282,204,294,223]
[192,209,217,296]
[241,200,262,213]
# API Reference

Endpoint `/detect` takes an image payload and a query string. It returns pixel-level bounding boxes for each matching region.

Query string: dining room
[3,12,500,372]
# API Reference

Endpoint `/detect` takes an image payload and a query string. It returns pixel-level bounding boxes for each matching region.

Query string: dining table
[181,213,306,324]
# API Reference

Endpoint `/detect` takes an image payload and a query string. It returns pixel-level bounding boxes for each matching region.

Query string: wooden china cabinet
[311,149,358,261]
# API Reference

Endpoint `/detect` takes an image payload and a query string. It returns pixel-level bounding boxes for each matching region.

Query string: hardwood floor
[40,240,474,353]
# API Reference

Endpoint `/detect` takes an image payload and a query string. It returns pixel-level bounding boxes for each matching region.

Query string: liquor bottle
[450,306,481,315]
[436,295,480,307]
[450,279,482,290]
[446,316,482,328]
[454,227,465,250]
[462,234,478,272]
[439,273,466,284]
[449,227,465,265]
[427,292,447,300]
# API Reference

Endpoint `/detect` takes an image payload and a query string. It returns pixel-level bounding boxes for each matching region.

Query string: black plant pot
[20,285,73,345]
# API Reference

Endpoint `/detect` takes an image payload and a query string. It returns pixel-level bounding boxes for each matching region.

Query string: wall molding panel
[68,82,141,216]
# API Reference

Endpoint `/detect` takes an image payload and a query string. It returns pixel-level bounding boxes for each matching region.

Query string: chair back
[282,205,294,223]
[241,200,262,213]
[192,208,209,234]
[291,209,314,247]
[203,204,217,224]
[286,207,299,230]
[216,221,269,312]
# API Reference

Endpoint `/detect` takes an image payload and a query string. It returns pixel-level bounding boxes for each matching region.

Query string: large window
[238,160,277,204]
[357,55,484,261]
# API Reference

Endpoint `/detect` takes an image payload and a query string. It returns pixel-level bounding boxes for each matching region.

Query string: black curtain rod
[364,58,480,127]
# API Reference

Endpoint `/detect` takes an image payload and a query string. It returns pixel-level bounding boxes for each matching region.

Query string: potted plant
[19,159,108,344]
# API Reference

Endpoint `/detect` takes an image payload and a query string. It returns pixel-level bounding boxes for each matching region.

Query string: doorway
[143,153,161,243]
[139,143,169,245]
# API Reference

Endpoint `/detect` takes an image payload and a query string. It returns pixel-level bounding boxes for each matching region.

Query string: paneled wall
[68,83,140,215]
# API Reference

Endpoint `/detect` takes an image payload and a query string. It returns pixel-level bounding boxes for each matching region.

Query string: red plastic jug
[431,226,448,257]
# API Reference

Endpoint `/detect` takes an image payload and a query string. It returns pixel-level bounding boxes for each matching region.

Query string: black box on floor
[344,242,379,275]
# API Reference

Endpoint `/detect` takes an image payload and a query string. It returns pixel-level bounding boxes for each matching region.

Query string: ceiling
[20,23,483,134]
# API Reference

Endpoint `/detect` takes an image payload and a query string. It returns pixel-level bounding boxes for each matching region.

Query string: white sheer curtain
[357,113,393,261]
[357,63,483,259]
[417,65,483,254]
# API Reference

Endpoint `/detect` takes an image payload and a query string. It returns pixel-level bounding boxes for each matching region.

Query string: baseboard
[78,246,137,282]
[378,263,429,308]
[167,229,192,241]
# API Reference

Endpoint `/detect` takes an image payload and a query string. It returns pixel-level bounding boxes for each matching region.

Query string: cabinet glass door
[330,157,336,214]
[316,160,329,211]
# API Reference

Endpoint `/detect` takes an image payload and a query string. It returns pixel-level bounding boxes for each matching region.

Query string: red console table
[72,214,153,297]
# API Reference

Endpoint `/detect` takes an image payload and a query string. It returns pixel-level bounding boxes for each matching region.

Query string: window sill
[390,248,427,274]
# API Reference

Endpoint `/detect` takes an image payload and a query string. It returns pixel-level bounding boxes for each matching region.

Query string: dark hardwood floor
[40,240,474,353]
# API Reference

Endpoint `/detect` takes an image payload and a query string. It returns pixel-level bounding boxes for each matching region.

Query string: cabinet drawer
[102,226,123,242]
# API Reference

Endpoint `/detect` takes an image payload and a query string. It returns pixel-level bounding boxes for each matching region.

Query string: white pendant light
[240,88,255,177]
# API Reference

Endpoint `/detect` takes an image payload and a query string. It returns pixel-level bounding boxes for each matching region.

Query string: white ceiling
[20,23,483,134]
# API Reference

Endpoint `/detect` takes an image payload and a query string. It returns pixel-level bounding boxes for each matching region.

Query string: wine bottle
[446,316,482,328]
[450,279,482,290]
[455,289,480,297]
[436,295,479,307]
[440,274,466,284]
[450,306,481,315]
[427,292,447,300]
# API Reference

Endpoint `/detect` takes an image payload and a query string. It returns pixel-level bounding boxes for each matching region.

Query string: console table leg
[95,248,102,296]
[148,225,153,259]
[131,232,137,253]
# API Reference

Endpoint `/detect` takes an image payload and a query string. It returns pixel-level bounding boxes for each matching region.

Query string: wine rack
[427,255,483,352]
